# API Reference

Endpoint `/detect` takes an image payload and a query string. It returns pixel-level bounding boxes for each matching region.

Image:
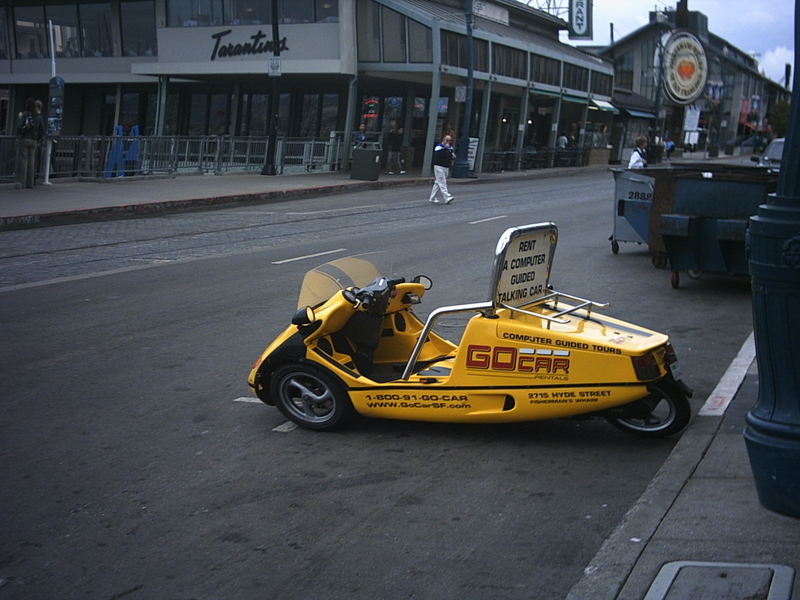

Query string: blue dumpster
[659,170,779,288]
[610,169,654,254]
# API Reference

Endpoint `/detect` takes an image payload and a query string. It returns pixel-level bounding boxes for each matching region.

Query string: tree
[768,98,791,137]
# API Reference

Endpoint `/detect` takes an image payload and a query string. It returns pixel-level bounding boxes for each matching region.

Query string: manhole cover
[644,561,795,600]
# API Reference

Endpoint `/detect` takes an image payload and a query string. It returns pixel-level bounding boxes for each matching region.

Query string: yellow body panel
[250,290,671,423]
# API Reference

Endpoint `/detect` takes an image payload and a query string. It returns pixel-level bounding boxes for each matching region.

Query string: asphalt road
[0,172,754,599]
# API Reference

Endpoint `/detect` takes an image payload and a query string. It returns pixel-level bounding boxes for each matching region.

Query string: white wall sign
[568,0,592,40]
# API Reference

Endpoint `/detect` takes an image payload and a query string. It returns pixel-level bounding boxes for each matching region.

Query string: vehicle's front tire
[607,382,691,437]
[270,363,353,431]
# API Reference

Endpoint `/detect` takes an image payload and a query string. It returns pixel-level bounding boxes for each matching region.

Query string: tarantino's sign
[210,29,289,61]
[663,32,708,104]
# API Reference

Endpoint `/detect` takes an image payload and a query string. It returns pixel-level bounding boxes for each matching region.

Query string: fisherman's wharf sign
[662,32,708,104]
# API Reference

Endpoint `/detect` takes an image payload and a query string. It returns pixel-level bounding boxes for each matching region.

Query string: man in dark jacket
[16,97,45,189]
[429,134,455,204]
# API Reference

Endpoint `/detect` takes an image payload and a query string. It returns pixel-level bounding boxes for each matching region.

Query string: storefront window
[590,71,612,97]
[492,44,526,80]
[121,0,156,56]
[531,54,560,86]
[120,92,140,131]
[315,0,337,23]
[319,93,339,136]
[188,93,208,135]
[614,51,633,90]
[208,93,229,134]
[279,0,312,24]
[14,5,47,59]
[563,64,588,91]
[244,93,268,136]
[299,93,319,137]
[381,8,405,62]
[168,0,223,27]
[408,19,431,63]
[80,1,113,56]
[223,0,269,25]
[0,9,7,59]
[356,0,380,62]
[46,2,81,58]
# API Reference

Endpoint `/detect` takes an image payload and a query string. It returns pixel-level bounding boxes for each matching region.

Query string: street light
[452,0,475,178]
[261,0,281,176]
[743,0,800,517]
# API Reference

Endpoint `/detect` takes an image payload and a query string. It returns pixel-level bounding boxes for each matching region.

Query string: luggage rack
[501,290,609,329]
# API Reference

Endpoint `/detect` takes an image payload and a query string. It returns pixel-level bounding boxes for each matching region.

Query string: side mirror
[750,155,760,163]
[292,306,316,326]
[412,275,433,290]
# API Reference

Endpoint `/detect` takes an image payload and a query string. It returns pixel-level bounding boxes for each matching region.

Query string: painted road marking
[233,397,262,404]
[469,215,507,225]
[698,331,756,416]
[272,421,298,433]
[287,204,381,216]
[233,398,298,433]
[271,248,346,265]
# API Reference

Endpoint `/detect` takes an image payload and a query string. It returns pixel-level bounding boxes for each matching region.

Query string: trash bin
[351,147,381,181]
[660,170,779,288]
[610,169,654,254]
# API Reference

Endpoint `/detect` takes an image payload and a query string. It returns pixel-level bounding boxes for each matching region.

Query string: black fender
[252,332,307,404]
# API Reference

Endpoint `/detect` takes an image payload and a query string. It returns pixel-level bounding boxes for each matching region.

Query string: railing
[0,133,347,183]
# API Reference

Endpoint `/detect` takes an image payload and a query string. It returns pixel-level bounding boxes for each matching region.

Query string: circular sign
[663,32,708,104]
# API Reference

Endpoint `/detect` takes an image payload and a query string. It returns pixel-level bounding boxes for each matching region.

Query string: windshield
[763,140,784,162]
[297,255,382,308]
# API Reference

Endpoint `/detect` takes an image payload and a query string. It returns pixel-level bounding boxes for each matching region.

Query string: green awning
[530,88,561,98]
[562,94,589,104]
[590,99,619,114]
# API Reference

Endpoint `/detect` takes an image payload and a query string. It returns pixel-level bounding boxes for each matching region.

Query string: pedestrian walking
[386,125,405,174]
[628,136,648,169]
[15,97,45,189]
[429,134,455,204]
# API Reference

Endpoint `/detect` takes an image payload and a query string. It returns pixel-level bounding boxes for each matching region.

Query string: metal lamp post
[261,0,281,176]
[743,0,800,517]
[451,0,475,178]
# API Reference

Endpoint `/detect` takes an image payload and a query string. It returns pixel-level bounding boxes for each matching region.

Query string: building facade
[0,0,616,174]
[598,3,790,162]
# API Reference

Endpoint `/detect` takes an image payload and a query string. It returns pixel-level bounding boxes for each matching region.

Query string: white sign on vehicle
[493,224,557,307]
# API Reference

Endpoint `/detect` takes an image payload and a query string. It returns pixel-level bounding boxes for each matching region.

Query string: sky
[546,0,795,88]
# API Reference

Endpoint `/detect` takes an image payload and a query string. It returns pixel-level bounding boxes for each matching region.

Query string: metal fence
[0,133,348,183]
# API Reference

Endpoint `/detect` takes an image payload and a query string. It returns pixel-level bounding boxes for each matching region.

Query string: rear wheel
[270,364,353,431]
[607,382,691,437]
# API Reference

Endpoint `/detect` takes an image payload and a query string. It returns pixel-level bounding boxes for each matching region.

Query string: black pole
[451,0,474,178]
[743,0,800,517]
[261,0,280,176]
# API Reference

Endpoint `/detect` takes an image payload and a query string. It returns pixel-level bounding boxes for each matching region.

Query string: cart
[609,168,656,258]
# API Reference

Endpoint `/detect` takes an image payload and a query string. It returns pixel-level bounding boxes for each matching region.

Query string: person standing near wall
[386,125,405,174]
[429,134,455,204]
[15,97,45,188]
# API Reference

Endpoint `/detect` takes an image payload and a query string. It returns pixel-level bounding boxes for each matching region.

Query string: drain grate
[644,561,795,600]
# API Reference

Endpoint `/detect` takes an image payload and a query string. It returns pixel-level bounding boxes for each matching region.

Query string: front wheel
[270,364,353,431]
[607,382,691,437]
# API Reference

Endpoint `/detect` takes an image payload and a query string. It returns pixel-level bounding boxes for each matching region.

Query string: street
[0,172,754,599]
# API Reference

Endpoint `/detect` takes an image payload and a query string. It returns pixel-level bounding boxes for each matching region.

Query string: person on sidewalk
[15,97,45,189]
[429,134,455,204]
[386,125,405,174]
[628,136,648,169]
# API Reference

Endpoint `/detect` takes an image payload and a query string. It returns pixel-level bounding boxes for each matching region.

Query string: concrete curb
[565,338,757,600]
[564,414,724,600]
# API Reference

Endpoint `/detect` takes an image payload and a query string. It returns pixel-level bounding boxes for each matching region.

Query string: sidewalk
[0,150,746,231]
[0,164,600,230]
[567,340,799,599]
[4,154,795,599]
